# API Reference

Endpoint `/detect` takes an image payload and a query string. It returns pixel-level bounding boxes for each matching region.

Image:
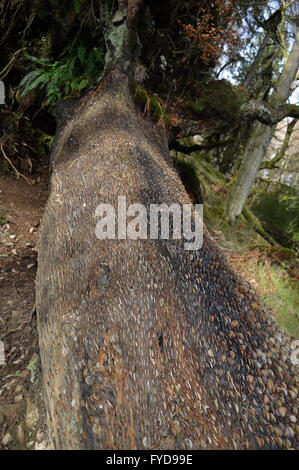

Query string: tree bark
[261,118,298,169]
[227,30,299,224]
[242,33,270,93]
[36,4,299,450]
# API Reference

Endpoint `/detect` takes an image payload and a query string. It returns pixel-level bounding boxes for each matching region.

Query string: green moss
[163,113,172,128]
[134,85,173,125]
[186,79,247,123]
[176,158,198,183]
[259,268,299,338]
[135,84,148,106]
[150,96,163,121]
[37,133,53,156]
[251,185,299,251]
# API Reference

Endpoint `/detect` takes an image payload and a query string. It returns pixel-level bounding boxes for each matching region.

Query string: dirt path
[0,169,50,449]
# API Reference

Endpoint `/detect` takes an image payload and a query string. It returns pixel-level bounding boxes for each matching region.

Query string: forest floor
[226,249,299,338]
[0,162,298,450]
[0,167,50,450]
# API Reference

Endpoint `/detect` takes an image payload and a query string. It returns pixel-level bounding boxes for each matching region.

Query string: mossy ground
[227,249,299,338]
[204,195,299,338]
[185,79,247,125]
[134,84,172,127]
[203,178,299,338]
[174,148,299,338]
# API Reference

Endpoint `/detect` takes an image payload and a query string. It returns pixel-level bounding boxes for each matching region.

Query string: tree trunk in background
[242,33,270,94]
[35,2,299,450]
[227,30,299,224]
[262,118,298,171]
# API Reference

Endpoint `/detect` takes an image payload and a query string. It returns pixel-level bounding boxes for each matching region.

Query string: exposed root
[0,143,32,185]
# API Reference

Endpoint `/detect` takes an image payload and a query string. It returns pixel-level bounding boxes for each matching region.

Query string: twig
[0,143,32,185]
[0,47,27,80]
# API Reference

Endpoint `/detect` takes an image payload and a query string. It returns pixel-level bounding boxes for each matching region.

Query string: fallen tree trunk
[36,72,299,450]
